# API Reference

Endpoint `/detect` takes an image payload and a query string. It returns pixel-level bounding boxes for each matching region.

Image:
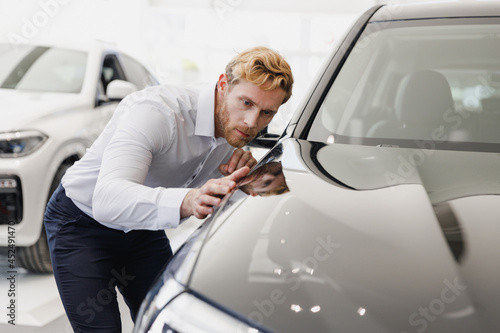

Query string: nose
[243,110,260,128]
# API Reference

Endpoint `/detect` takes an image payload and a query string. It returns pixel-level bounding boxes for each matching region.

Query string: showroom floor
[0,218,203,332]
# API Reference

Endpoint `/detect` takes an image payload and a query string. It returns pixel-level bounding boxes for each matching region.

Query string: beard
[216,99,258,148]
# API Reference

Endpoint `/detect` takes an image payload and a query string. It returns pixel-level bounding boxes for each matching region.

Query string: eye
[243,100,251,106]
[262,110,274,117]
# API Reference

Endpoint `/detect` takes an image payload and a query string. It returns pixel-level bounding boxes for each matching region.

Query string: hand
[181,167,251,219]
[219,148,257,176]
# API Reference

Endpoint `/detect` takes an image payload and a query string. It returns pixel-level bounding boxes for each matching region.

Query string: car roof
[0,40,120,54]
[370,1,500,22]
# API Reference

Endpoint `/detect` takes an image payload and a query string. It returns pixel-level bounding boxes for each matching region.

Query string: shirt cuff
[156,188,192,230]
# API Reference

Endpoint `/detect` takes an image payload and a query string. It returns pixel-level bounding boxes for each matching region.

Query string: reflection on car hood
[0,88,84,131]
[187,139,500,332]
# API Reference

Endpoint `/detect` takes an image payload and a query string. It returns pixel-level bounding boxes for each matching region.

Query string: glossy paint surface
[187,139,500,332]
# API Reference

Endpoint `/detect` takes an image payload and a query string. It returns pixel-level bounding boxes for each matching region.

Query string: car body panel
[0,91,85,131]
[135,2,500,332]
[184,139,499,332]
[369,1,500,22]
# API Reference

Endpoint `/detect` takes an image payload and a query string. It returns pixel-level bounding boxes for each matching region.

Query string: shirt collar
[195,83,217,138]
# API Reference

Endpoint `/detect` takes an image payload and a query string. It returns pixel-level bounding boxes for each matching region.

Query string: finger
[219,148,243,176]
[197,193,223,207]
[235,151,256,170]
[227,166,251,183]
[193,193,223,219]
[227,148,246,174]
[193,206,212,219]
[201,180,235,197]
[218,163,229,176]
[246,156,257,169]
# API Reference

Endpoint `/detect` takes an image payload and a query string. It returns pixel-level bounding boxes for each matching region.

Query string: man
[44,46,293,332]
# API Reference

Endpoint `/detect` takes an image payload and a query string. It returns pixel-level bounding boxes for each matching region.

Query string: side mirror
[106,80,138,101]
[247,132,282,149]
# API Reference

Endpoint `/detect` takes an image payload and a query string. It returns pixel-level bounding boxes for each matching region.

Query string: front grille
[0,176,22,225]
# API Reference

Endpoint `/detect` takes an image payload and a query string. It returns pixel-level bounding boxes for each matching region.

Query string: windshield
[0,44,87,93]
[308,18,500,152]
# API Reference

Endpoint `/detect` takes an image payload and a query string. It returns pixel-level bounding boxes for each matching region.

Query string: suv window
[120,54,158,89]
[0,45,87,93]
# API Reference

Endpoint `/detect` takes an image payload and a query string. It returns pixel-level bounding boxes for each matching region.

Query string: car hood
[0,88,85,131]
[185,139,500,332]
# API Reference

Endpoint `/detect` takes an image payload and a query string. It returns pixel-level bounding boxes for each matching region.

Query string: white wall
[0,0,377,131]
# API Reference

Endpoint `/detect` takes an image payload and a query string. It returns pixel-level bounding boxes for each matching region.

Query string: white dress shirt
[62,83,234,232]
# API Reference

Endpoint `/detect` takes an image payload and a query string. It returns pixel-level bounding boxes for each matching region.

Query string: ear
[218,73,228,93]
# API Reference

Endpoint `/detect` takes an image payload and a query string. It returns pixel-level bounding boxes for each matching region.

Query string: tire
[17,224,53,273]
[18,163,73,274]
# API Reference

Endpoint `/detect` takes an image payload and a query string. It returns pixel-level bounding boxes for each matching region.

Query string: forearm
[92,179,190,230]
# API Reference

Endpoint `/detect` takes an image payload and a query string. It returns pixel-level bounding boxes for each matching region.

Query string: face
[215,74,286,148]
[239,162,286,196]
[250,162,285,194]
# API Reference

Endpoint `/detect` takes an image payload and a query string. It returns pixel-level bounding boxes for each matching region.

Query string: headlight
[134,273,262,333]
[0,130,48,157]
[134,218,262,333]
[148,291,262,333]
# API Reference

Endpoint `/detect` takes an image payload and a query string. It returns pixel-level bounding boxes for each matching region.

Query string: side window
[120,54,158,89]
[101,54,126,94]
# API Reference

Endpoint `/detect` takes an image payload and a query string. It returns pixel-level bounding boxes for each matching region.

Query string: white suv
[0,42,159,272]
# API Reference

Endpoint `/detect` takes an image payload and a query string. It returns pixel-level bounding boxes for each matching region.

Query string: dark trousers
[44,184,172,333]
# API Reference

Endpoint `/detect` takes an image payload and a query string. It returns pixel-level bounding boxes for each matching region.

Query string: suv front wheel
[17,162,73,273]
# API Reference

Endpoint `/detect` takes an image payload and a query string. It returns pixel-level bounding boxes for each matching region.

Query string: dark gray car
[134,2,500,332]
